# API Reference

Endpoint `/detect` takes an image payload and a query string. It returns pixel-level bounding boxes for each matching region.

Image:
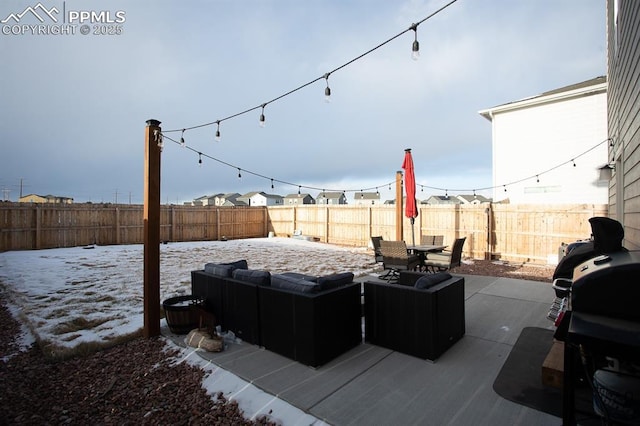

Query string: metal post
[143,119,161,338]
[396,170,403,240]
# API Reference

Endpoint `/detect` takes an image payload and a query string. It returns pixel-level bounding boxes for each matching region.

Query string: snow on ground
[0,237,377,350]
[0,237,378,425]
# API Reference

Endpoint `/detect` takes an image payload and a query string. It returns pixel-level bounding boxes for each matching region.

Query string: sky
[0,0,606,204]
[0,238,378,423]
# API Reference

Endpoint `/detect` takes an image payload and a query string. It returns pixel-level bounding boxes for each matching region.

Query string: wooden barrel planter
[162,295,203,334]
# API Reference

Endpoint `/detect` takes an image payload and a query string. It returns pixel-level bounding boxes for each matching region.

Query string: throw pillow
[204,260,248,277]
[317,272,354,291]
[232,269,271,286]
[414,272,452,290]
[270,274,321,293]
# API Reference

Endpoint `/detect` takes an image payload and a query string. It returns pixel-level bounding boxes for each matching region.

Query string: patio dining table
[406,244,447,270]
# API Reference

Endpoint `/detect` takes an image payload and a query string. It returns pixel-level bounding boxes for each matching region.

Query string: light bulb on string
[198,153,202,167]
[259,104,266,127]
[536,175,540,183]
[180,129,186,147]
[572,159,576,167]
[298,186,301,195]
[215,121,221,142]
[324,72,331,103]
[271,179,274,190]
[411,23,420,61]
[503,185,507,193]
[237,168,242,179]
[154,129,163,151]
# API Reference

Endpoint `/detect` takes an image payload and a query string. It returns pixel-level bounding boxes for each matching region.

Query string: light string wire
[162,133,394,194]
[162,133,611,196]
[416,137,612,194]
[162,0,459,134]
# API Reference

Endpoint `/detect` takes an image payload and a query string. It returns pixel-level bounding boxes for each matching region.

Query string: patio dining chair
[372,236,395,280]
[421,235,445,246]
[423,237,466,273]
[371,236,384,263]
[379,240,421,282]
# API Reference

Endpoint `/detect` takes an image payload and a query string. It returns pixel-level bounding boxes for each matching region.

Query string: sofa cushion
[317,272,354,291]
[414,272,452,290]
[232,269,271,286]
[280,272,318,282]
[271,274,321,293]
[204,260,248,277]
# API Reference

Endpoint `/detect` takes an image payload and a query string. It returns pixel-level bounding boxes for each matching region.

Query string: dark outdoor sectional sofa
[364,271,465,361]
[191,261,362,367]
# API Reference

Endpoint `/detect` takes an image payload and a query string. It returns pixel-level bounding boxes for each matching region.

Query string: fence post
[35,204,41,249]
[143,119,162,338]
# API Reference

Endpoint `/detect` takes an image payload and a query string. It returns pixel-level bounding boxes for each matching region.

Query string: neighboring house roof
[457,194,491,204]
[317,192,344,199]
[354,192,380,200]
[261,193,283,200]
[424,195,461,204]
[284,193,312,198]
[479,76,607,120]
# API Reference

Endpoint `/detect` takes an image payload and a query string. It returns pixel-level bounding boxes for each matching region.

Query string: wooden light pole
[395,170,403,241]
[143,119,161,337]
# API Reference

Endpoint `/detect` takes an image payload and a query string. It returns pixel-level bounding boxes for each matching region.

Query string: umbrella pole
[410,217,415,246]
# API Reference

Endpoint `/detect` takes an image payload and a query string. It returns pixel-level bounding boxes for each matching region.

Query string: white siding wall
[491,90,608,204]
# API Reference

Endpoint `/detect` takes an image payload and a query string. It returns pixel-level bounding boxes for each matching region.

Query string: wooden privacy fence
[267,203,608,264]
[1,202,608,264]
[0,203,267,251]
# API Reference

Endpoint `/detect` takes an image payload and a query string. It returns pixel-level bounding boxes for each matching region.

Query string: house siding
[484,81,608,204]
[607,0,640,249]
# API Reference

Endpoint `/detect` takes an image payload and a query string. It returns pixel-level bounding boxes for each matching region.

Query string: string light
[572,159,576,167]
[180,129,186,147]
[410,23,420,60]
[215,121,221,142]
[324,73,331,103]
[159,132,607,200]
[162,0,460,139]
[259,104,266,128]
[154,129,163,151]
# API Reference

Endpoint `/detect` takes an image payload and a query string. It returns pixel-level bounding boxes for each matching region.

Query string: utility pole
[143,119,162,338]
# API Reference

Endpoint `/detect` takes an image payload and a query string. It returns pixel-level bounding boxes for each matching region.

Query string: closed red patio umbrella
[402,148,418,246]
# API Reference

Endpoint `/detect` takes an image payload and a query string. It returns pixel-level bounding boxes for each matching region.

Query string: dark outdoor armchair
[379,240,421,281]
[423,237,466,273]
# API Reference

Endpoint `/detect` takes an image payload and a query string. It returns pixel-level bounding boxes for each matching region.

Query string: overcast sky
[1,0,606,204]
